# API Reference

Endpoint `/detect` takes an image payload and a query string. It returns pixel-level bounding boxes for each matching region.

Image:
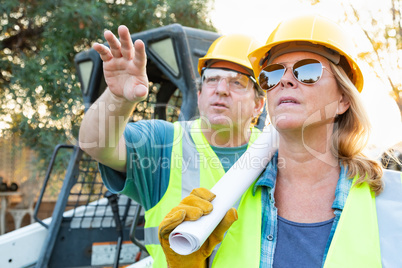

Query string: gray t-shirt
[273,216,334,268]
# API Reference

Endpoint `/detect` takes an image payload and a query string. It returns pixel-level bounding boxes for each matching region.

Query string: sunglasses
[258,58,331,91]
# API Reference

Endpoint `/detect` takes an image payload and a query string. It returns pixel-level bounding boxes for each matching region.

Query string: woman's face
[266,51,350,132]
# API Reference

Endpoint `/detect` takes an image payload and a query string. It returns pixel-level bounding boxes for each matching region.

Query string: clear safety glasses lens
[258,59,324,91]
[202,68,253,93]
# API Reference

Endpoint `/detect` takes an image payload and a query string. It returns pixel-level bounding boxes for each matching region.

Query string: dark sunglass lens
[259,64,285,90]
[293,59,322,84]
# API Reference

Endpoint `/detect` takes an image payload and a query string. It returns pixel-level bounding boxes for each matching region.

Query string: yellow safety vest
[212,170,402,267]
[143,119,261,267]
[324,170,402,267]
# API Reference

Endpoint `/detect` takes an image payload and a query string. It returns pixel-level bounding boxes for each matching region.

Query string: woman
[159,14,402,268]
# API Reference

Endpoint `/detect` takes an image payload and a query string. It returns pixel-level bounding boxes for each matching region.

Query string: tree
[346,0,402,114]
[0,0,216,169]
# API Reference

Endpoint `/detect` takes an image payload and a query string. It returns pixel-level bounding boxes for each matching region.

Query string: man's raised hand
[93,25,149,103]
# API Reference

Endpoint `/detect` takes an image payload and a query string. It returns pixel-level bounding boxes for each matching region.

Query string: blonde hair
[330,62,383,194]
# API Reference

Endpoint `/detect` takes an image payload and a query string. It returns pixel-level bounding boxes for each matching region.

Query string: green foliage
[0,0,216,170]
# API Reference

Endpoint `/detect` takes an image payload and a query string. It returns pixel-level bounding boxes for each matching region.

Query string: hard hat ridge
[198,34,262,76]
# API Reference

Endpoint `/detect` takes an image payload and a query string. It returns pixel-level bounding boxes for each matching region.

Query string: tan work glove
[158,188,238,268]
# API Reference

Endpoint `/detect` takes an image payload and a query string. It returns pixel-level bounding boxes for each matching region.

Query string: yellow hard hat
[198,34,262,76]
[248,14,364,92]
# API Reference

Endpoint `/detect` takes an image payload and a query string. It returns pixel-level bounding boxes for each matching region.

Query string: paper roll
[169,125,279,255]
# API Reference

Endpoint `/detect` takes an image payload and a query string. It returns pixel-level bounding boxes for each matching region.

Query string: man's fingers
[93,43,112,62]
[123,83,148,103]
[212,208,238,239]
[189,188,216,202]
[133,39,147,70]
[159,210,186,239]
[104,30,122,58]
[118,25,134,60]
[201,208,238,257]
[98,27,147,72]
[168,203,204,221]
[180,194,213,217]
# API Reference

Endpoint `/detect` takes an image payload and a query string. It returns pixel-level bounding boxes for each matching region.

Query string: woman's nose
[279,68,297,89]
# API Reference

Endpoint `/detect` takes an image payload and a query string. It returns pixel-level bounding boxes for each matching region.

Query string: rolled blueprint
[169,124,279,255]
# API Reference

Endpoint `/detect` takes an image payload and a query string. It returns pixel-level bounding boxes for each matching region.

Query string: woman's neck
[277,146,340,185]
[278,122,339,174]
[274,125,341,223]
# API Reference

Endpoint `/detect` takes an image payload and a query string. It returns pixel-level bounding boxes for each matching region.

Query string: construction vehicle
[0,23,268,268]
[0,24,217,268]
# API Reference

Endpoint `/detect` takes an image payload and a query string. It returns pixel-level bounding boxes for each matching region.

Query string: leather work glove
[158,187,238,268]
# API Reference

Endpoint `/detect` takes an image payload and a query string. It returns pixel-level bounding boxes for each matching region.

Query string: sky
[210,0,402,157]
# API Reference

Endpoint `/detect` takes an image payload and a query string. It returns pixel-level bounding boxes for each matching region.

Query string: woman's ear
[337,93,350,115]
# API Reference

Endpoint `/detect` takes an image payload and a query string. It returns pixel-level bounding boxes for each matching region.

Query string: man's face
[197,67,264,132]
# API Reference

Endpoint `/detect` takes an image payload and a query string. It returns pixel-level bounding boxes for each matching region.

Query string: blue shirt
[253,153,352,267]
[273,216,334,268]
[211,143,248,172]
[99,119,249,210]
[99,120,175,210]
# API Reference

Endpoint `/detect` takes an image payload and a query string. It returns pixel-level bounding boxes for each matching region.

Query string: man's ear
[197,90,201,105]
[254,98,265,118]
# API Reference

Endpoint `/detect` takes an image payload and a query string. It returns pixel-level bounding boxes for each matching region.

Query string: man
[79,25,265,267]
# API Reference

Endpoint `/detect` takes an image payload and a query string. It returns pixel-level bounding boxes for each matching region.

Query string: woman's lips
[278,96,299,106]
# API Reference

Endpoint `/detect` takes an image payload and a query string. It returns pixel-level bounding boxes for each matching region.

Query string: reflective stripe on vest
[143,121,184,268]
[143,119,261,267]
[324,170,402,268]
[375,170,402,267]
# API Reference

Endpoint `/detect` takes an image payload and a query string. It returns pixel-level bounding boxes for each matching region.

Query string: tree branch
[1,22,44,51]
[349,4,397,90]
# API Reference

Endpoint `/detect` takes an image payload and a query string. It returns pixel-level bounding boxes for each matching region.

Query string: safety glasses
[258,58,330,91]
[201,68,254,93]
